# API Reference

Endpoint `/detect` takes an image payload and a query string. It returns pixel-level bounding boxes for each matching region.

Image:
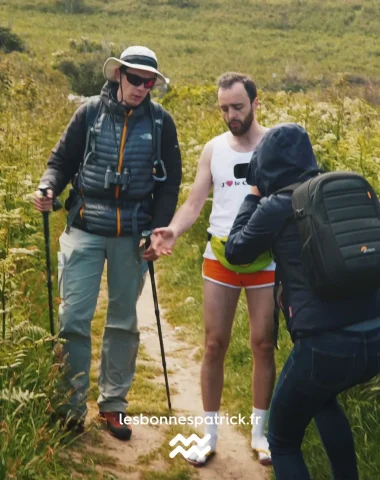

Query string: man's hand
[34,188,54,212]
[142,227,178,261]
[142,246,159,262]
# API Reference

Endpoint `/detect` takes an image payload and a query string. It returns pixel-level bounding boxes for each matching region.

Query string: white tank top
[203,132,275,272]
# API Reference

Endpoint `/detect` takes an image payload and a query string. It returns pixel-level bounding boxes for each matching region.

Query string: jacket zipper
[116,111,131,236]
[79,186,85,219]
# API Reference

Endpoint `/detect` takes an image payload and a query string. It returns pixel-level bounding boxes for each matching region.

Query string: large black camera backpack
[277,171,380,300]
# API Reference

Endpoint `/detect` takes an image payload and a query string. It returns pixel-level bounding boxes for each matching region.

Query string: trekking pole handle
[141,230,153,249]
[38,183,63,211]
[38,183,50,197]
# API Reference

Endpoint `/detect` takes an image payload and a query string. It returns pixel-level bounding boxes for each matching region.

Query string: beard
[227,108,254,136]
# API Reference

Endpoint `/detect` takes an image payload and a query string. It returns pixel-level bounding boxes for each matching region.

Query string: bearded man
[150,73,276,466]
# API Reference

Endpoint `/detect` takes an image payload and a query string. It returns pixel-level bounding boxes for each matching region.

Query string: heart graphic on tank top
[226,180,233,186]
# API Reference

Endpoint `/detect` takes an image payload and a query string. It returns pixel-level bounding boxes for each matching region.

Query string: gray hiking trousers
[57,227,147,418]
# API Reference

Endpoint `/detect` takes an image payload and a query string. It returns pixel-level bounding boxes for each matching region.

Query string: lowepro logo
[169,433,211,459]
[361,246,376,254]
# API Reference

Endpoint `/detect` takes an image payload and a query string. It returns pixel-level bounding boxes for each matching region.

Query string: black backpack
[277,171,380,300]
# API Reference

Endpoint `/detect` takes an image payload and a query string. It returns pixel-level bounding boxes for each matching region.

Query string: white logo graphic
[140,133,153,140]
[169,433,211,459]
[361,246,376,254]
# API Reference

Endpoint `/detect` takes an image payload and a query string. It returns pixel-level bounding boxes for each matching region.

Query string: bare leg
[246,286,276,464]
[246,286,276,410]
[201,280,241,411]
[187,280,241,466]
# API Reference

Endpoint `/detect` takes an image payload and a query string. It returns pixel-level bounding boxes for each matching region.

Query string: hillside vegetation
[1,0,380,478]
[1,0,380,95]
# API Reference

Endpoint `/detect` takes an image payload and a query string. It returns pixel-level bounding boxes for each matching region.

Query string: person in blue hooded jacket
[225,123,380,480]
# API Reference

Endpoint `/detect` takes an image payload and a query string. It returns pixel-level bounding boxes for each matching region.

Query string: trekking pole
[141,230,172,411]
[38,184,62,348]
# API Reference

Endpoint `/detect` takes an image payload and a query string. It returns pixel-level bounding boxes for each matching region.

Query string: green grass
[1,0,380,96]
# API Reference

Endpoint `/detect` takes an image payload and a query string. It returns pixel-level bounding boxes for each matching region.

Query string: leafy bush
[53,38,118,95]
[0,27,26,53]
[69,36,112,54]
[54,56,106,96]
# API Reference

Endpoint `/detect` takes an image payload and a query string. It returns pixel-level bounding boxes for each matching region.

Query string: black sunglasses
[123,70,157,89]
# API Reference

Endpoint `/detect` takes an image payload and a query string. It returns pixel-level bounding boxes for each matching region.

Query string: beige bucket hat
[103,46,169,86]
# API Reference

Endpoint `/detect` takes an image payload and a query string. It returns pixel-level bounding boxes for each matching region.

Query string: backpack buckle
[295,208,305,218]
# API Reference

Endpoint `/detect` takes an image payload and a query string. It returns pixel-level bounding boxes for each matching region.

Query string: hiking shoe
[50,412,85,434]
[98,411,132,440]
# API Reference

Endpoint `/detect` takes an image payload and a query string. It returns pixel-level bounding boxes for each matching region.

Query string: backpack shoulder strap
[72,98,101,192]
[150,101,167,182]
[66,97,103,234]
[84,96,103,155]
[150,100,164,132]
[274,182,302,195]
[85,95,102,125]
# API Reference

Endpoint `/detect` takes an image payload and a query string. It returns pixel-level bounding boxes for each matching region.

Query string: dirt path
[77,272,270,480]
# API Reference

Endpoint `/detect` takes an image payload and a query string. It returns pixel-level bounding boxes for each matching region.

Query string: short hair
[217,72,257,103]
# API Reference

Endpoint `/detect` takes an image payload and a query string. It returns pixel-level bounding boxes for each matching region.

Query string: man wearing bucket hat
[104,46,170,87]
[34,46,182,439]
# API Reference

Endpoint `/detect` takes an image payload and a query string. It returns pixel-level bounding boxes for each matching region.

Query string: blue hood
[247,123,319,196]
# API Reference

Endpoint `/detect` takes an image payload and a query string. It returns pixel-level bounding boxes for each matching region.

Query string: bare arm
[143,141,213,260]
[169,141,213,237]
